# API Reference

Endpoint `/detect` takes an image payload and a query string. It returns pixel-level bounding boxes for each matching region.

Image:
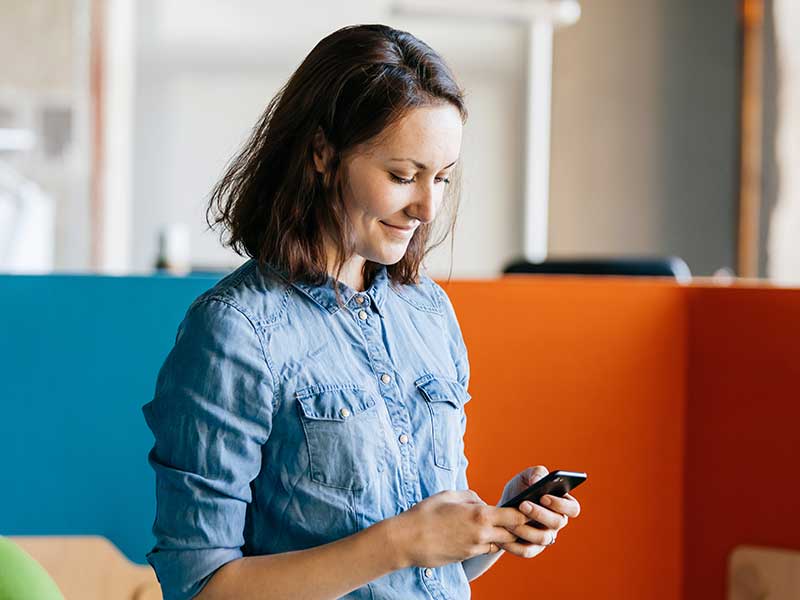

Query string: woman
[142,23,581,600]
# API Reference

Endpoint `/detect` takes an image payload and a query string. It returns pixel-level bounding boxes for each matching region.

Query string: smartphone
[500,470,587,530]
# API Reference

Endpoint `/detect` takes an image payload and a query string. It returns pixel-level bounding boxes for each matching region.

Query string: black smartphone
[500,470,587,530]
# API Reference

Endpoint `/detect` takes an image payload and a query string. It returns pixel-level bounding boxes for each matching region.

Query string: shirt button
[399,433,409,444]
[355,295,365,304]
[339,407,350,418]
[380,373,391,384]
[423,568,433,578]
[358,310,368,321]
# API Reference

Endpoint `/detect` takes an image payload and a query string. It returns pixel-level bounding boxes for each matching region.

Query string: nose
[406,182,437,225]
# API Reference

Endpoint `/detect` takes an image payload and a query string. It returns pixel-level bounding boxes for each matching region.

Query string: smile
[380,221,416,236]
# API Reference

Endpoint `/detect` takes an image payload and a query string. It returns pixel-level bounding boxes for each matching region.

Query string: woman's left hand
[495,466,581,559]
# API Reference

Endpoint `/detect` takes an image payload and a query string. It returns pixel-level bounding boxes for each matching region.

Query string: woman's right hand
[390,489,529,568]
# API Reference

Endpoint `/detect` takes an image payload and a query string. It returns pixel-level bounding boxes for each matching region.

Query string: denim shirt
[142,258,473,600]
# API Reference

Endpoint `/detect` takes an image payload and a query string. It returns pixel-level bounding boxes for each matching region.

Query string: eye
[390,173,451,185]
[390,173,415,184]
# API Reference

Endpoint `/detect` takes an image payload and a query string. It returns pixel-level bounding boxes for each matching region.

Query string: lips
[380,221,416,231]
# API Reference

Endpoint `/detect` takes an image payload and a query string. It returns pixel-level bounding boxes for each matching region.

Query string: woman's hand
[390,489,531,569]
[496,466,582,559]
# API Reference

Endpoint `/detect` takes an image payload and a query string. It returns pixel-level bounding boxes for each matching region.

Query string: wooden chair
[9,536,161,600]
[728,545,800,600]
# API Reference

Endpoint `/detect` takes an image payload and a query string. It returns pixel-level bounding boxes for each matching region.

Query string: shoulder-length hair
[206,23,468,292]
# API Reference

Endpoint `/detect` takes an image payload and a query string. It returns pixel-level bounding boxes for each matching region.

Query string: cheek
[350,178,407,219]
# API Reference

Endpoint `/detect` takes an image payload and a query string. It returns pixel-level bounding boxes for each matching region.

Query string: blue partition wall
[0,273,222,564]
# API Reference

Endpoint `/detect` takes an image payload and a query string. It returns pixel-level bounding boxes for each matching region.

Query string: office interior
[1,1,798,599]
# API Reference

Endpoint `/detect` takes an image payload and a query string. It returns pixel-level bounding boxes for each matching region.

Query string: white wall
[129,0,739,278]
[131,0,528,277]
[0,0,91,273]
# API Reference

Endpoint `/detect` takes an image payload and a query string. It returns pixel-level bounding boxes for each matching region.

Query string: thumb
[526,466,549,485]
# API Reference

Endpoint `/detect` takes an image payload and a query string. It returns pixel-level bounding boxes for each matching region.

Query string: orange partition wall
[684,286,800,600]
[441,278,688,600]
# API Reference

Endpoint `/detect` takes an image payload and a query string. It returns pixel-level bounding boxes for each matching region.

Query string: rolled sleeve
[142,298,274,600]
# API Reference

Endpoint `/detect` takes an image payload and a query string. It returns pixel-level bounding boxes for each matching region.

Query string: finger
[507,523,556,546]
[562,493,581,517]
[541,494,581,518]
[505,523,550,545]
[497,539,546,559]
[525,465,549,485]
[483,541,503,555]
[518,501,563,530]
[490,526,523,545]
[487,506,532,529]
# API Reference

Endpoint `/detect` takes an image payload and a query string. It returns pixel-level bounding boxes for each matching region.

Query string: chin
[366,246,408,266]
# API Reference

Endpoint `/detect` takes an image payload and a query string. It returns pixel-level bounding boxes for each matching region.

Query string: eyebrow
[389,158,459,171]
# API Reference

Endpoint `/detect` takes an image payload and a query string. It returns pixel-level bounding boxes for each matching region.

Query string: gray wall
[548,0,739,276]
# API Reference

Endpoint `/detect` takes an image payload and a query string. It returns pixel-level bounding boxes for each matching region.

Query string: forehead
[364,104,463,164]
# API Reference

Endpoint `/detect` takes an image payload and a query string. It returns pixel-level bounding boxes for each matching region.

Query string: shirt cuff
[146,546,243,600]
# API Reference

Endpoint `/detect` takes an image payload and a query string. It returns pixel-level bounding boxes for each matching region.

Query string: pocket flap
[415,374,471,407]
[295,385,376,421]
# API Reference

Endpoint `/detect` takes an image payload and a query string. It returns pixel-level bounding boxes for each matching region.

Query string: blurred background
[0,0,797,282]
[2,4,800,599]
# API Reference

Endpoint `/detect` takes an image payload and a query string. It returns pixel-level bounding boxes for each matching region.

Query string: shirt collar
[266,261,389,317]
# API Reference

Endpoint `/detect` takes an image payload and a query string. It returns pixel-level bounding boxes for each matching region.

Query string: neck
[325,244,368,292]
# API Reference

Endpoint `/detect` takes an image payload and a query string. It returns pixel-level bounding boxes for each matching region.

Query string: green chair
[0,536,64,600]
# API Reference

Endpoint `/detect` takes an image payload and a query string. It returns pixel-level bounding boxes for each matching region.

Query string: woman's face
[337,103,463,266]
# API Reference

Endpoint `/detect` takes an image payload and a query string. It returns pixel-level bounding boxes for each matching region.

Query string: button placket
[355,306,421,508]
[353,315,414,496]
[379,373,413,451]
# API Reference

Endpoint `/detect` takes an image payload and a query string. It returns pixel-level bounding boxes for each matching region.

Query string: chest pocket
[415,374,471,471]
[295,384,386,491]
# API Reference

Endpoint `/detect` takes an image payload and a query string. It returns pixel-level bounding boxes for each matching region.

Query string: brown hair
[206,23,467,294]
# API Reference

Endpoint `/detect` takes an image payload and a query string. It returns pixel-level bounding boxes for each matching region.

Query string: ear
[312,127,334,175]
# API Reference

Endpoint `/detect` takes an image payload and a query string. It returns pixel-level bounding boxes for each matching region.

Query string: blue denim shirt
[142,258,473,600]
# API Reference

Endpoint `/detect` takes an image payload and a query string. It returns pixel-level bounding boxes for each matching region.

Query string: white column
[768,0,800,284]
[523,21,554,263]
[99,0,135,274]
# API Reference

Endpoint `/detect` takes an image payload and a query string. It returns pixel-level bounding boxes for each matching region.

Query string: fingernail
[520,501,533,512]
[541,496,552,506]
